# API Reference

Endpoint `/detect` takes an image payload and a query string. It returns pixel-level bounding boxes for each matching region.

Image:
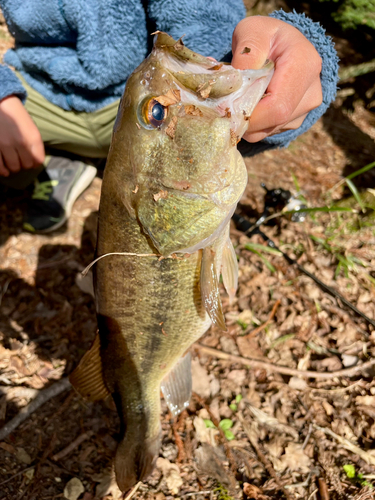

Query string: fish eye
[142,98,167,128]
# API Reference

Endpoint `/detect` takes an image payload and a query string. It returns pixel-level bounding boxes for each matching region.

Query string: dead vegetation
[1,5,375,500]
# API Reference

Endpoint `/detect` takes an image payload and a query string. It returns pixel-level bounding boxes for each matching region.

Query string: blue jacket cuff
[0,64,27,102]
[253,9,339,151]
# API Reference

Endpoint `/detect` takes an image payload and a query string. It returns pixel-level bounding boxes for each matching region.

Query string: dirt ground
[1,5,375,500]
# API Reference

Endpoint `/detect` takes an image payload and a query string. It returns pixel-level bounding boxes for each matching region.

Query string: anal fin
[161,352,192,417]
[69,332,110,401]
[201,247,227,331]
[222,237,238,304]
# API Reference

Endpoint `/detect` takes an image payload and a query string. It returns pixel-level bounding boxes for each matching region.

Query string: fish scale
[70,31,274,492]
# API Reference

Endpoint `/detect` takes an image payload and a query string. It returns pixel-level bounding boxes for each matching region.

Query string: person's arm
[0,65,44,176]
[232,10,339,152]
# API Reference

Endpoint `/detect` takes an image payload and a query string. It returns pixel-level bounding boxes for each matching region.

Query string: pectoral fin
[161,352,192,417]
[200,247,227,331]
[69,332,110,401]
[222,237,238,304]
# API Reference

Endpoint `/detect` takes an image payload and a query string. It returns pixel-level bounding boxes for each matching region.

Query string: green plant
[343,464,373,488]
[318,0,375,30]
[204,418,236,441]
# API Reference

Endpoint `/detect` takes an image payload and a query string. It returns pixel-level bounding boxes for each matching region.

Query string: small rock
[342,354,358,367]
[63,477,85,500]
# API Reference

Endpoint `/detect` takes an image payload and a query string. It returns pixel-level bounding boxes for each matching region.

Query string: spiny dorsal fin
[69,332,110,401]
[200,247,227,332]
[222,237,238,305]
[161,352,192,416]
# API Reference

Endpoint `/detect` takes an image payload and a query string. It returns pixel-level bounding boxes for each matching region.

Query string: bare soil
[1,6,375,500]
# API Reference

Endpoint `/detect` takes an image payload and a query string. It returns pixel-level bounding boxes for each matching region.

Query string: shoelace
[32,180,59,201]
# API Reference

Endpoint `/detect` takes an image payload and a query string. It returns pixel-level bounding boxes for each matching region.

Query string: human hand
[0,96,45,176]
[232,16,323,143]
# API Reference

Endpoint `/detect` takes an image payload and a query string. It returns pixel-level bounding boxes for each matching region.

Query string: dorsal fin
[69,332,110,401]
[222,237,238,304]
[200,247,227,331]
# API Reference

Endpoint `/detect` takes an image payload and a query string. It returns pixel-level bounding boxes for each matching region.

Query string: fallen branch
[0,378,71,440]
[196,344,375,379]
[52,430,93,461]
[313,424,375,466]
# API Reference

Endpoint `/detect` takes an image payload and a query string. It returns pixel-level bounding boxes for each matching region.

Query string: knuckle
[273,99,293,126]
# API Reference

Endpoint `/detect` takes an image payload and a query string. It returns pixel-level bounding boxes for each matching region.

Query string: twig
[195,344,375,379]
[238,412,294,500]
[339,58,375,81]
[182,491,212,498]
[0,466,35,487]
[302,424,313,450]
[124,481,142,500]
[313,424,375,466]
[0,378,71,440]
[172,411,187,463]
[318,478,329,500]
[52,430,94,461]
[307,488,318,500]
[243,299,281,338]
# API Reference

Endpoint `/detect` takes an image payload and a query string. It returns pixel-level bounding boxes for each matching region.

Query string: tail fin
[115,433,160,492]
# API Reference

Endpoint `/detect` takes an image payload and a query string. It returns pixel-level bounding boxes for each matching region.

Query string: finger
[244,76,323,141]
[0,154,10,177]
[1,146,21,173]
[16,145,35,170]
[232,16,279,70]
[30,140,45,167]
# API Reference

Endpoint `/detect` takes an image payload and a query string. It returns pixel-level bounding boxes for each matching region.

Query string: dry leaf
[92,469,122,499]
[193,416,219,446]
[279,443,311,473]
[153,190,169,202]
[184,105,203,116]
[155,89,181,107]
[63,477,85,500]
[230,129,238,146]
[156,457,183,494]
[15,447,32,464]
[194,444,231,486]
[208,63,223,71]
[197,80,214,99]
[192,358,211,398]
[356,395,375,406]
[166,116,178,138]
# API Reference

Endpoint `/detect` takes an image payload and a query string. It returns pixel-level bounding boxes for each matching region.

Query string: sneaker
[23,157,97,233]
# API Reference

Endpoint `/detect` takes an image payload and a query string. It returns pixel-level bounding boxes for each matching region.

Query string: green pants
[2,74,120,189]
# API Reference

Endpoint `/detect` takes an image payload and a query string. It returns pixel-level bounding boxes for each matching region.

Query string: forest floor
[1,4,375,500]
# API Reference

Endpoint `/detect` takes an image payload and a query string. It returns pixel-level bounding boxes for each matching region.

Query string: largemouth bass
[70,32,273,492]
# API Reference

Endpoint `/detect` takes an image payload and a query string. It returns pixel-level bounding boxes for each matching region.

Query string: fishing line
[82,251,187,276]
[82,252,161,276]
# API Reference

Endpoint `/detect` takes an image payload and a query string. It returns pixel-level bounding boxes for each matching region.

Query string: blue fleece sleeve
[251,9,340,153]
[0,64,26,102]
[147,0,246,60]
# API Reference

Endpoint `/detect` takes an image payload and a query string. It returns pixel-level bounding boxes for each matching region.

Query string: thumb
[231,16,279,70]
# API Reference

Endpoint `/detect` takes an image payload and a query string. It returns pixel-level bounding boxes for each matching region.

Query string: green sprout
[343,464,373,489]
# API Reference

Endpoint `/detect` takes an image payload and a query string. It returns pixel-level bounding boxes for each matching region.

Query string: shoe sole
[35,165,97,234]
